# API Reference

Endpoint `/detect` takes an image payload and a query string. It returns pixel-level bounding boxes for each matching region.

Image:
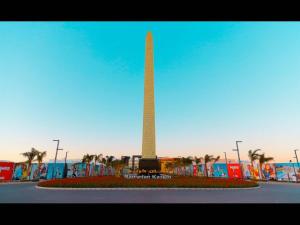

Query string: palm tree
[105,156,114,166]
[179,157,188,176]
[194,156,203,165]
[248,149,261,179]
[182,157,193,176]
[258,153,274,180]
[174,158,182,175]
[21,148,39,180]
[93,154,101,176]
[111,159,121,177]
[111,158,128,177]
[101,157,107,164]
[194,157,203,176]
[95,154,105,174]
[121,156,130,175]
[105,156,115,175]
[203,154,220,177]
[164,161,174,174]
[82,154,94,176]
[99,156,107,176]
[35,151,47,178]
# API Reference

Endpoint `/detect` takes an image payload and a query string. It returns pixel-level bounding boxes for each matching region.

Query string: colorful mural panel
[29,164,40,180]
[275,163,299,182]
[227,163,242,179]
[262,163,276,180]
[212,163,228,178]
[46,163,65,179]
[39,163,48,179]
[0,162,14,181]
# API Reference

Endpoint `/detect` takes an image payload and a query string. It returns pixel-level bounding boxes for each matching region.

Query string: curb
[258,181,300,185]
[0,181,38,185]
[35,185,261,191]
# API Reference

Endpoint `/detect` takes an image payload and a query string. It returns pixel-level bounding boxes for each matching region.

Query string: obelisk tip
[146,31,153,40]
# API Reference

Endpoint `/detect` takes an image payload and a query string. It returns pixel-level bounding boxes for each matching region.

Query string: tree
[179,157,186,175]
[35,151,47,178]
[164,161,174,174]
[248,149,261,179]
[173,157,193,176]
[258,153,274,180]
[111,158,126,177]
[203,155,220,177]
[181,157,193,176]
[194,156,203,176]
[105,156,114,167]
[101,157,107,164]
[93,155,101,176]
[105,156,115,175]
[82,154,94,176]
[95,154,105,176]
[194,156,203,165]
[98,156,107,176]
[121,156,130,165]
[174,158,182,175]
[21,148,39,180]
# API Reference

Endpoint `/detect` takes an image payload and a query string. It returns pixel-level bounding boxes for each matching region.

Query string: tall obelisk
[139,32,160,172]
[142,31,156,159]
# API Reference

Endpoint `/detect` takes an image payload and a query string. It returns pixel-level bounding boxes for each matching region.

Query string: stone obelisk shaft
[142,32,156,159]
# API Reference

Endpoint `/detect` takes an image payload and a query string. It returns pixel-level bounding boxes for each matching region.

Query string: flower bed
[38,176,258,188]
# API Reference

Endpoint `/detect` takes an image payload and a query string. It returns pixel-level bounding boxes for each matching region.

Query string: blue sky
[1,22,300,162]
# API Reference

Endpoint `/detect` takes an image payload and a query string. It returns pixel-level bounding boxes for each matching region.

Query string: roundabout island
[37,176,258,189]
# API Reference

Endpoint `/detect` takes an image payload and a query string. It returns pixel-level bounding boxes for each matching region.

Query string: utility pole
[52,139,63,179]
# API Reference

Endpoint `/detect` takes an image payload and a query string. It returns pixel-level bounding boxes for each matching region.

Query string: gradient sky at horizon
[1,22,300,163]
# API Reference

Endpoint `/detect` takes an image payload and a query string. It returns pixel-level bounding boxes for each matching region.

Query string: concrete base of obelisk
[138,158,161,174]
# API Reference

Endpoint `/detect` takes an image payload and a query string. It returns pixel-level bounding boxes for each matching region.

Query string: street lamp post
[233,140,243,179]
[294,150,299,183]
[290,160,297,183]
[294,149,299,168]
[63,151,68,179]
[64,151,68,164]
[224,152,228,177]
[223,152,228,166]
[52,139,63,179]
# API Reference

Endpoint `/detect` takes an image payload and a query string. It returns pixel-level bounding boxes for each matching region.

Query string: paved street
[1,182,300,203]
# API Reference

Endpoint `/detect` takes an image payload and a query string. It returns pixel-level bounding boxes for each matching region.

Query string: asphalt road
[1,182,300,203]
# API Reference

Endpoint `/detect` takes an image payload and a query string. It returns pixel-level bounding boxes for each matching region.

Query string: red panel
[193,165,197,176]
[0,162,14,181]
[227,163,242,178]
